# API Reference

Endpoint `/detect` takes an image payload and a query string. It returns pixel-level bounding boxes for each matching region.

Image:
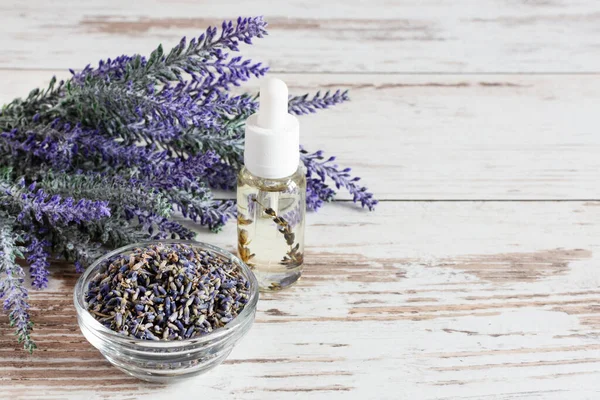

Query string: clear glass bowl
[73,240,259,383]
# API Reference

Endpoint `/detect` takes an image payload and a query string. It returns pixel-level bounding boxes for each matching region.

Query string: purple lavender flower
[25,236,50,290]
[1,121,164,171]
[200,91,259,118]
[1,271,34,351]
[74,261,84,274]
[140,151,220,185]
[16,187,111,225]
[204,159,238,190]
[194,66,268,93]
[0,224,35,352]
[199,200,237,232]
[70,55,142,85]
[288,90,350,115]
[301,148,377,211]
[200,54,268,91]
[71,17,268,88]
[1,124,75,170]
[115,151,235,231]
[306,178,336,211]
[212,16,268,51]
[75,133,167,169]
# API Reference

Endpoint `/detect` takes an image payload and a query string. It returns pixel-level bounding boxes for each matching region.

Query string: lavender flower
[137,151,219,189]
[212,16,269,51]
[74,133,166,169]
[16,186,111,226]
[306,178,336,211]
[199,200,237,232]
[71,55,140,85]
[301,148,377,211]
[72,17,268,88]
[74,261,84,274]
[204,159,238,190]
[1,124,76,171]
[0,224,35,353]
[25,236,50,290]
[288,90,350,115]
[0,120,164,172]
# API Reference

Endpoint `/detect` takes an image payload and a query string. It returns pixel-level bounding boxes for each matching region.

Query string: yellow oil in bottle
[237,165,306,291]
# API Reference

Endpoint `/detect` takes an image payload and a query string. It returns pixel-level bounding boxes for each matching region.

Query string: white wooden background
[1,1,599,399]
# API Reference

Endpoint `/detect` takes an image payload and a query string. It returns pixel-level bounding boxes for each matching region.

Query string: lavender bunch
[0,16,376,351]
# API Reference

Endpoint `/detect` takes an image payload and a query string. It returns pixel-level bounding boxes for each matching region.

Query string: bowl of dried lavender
[74,241,258,382]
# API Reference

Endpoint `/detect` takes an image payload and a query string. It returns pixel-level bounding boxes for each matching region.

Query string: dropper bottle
[237,78,306,291]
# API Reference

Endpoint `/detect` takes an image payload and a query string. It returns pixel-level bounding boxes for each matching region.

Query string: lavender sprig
[25,236,51,290]
[288,90,350,115]
[72,16,268,88]
[0,223,35,353]
[301,149,377,211]
[15,184,111,226]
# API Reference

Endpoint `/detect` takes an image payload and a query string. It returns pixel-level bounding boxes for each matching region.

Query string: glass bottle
[237,78,306,291]
[237,166,306,290]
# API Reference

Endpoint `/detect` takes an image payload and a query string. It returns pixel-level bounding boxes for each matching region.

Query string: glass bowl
[73,240,259,383]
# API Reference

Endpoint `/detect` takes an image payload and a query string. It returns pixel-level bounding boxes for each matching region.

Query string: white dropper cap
[244,78,300,179]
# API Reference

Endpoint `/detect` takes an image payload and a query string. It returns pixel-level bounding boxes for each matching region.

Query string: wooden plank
[1,0,600,72]
[1,70,599,200]
[1,201,599,399]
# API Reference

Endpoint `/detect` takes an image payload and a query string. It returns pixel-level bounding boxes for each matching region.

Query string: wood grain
[1,1,599,398]
[1,0,600,72]
[1,202,599,399]
[2,70,599,200]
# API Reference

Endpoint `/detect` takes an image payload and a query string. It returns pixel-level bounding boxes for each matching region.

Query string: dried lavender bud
[85,243,250,340]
